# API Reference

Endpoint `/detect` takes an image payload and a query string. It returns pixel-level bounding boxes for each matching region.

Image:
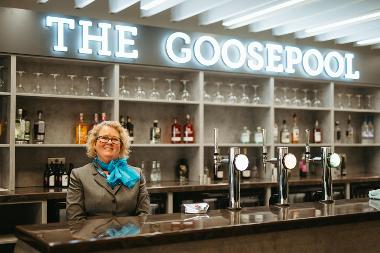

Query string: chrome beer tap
[261,128,297,206]
[213,128,249,210]
[304,129,341,203]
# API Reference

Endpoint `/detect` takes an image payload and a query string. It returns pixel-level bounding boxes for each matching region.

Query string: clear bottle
[280,120,290,144]
[150,160,157,182]
[361,117,369,144]
[335,121,342,143]
[274,122,279,143]
[156,161,161,182]
[126,116,134,143]
[23,111,31,144]
[33,110,45,144]
[171,118,182,144]
[346,114,354,144]
[291,113,299,144]
[183,114,195,143]
[254,126,263,144]
[368,117,375,143]
[240,126,251,144]
[15,108,25,144]
[75,113,88,144]
[150,120,161,144]
[313,120,322,143]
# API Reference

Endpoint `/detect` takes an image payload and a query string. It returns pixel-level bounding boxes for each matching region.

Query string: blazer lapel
[91,164,115,196]
[112,184,122,195]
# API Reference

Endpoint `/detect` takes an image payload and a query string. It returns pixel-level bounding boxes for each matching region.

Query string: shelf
[274,143,331,147]
[0,144,10,148]
[0,234,17,245]
[334,108,380,113]
[0,91,10,96]
[274,106,331,111]
[204,143,263,147]
[120,98,199,105]
[131,143,200,148]
[334,143,380,147]
[16,92,115,101]
[15,144,86,148]
[204,102,270,108]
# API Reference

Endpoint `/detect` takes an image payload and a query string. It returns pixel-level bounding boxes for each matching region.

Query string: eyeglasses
[97,136,121,145]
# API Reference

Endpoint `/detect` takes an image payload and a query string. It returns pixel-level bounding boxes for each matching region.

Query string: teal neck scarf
[94,157,140,189]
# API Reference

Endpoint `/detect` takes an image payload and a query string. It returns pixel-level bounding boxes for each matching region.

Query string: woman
[66,121,150,222]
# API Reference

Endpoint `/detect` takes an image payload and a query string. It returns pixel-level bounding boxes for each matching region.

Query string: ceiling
[2,0,380,50]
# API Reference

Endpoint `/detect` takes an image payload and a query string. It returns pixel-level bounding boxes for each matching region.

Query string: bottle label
[281,131,290,143]
[183,136,194,142]
[62,175,68,187]
[254,133,263,144]
[240,132,250,143]
[242,169,251,178]
[292,129,299,143]
[49,175,55,187]
[314,132,322,143]
[216,170,223,179]
[171,136,181,142]
[38,122,45,134]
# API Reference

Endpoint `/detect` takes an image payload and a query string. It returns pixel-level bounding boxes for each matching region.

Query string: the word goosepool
[166,32,360,80]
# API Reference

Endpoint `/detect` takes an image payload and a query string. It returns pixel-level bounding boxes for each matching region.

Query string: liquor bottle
[241,148,251,179]
[75,113,88,144]
[274,122,279,143]
[176,158,189,182]
[368,117,375,143]
[33,110,45,144]
[61,163,68,188]
[90,113,99,131]
[15,108,25,144]
[171,118,182,144]
[346,114,354,144]
[156,160,161,182]
[24,111,31,144]
[254,126,263,144]
[299,153,308,178]
[150,120,161,144]
[48,162,55,188]
[150,160,157,182]
[101,112,107,122]
[183,114,195,143]
[313,120,322,143]
[55,162,63,187]
[361,117,369,144]
[291,113,299,144]
[340,154,347,176]
[335,121,342,143]
[120,115,127,129]
[280,120,290,144]
[126,116,134,143]
[240,126,250,144]
[214,165,224,181]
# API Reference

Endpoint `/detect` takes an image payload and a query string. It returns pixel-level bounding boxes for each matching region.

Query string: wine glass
[50,73,61,95]
[149,77,160,100]
[227,83,237,104]
[291,88,301,107]
[337,93,344,109]
[366,94,373,109]
[16,70,25,92]
[302,89,311,107]
[312,89,322,107]
[346,93,352,108]
[134,76,146,99]
[203,81,211,102]
[119,75,130,98]
[83,75,94,96]
[180,79,191,101]
[165,78,176,101]
[67,74,78,96]
[356,94,362,109]
[98,77,109,97]
[274,87,282,105]
[0,66,5,91]
[251,84,261,104]
[282,87,291,106]
[213,82,224,103]
[32,72,43,93]
[240,84,250,104]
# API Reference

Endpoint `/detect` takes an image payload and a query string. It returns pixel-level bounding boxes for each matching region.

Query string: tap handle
[329,153,341,168]
[262,128,267,154]
[214,128,219,153]
[305,129,310,146]
[283,153,297,170]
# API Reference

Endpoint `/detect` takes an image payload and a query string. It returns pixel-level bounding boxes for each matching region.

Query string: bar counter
[1,174,380,203]
[14,198,380,253]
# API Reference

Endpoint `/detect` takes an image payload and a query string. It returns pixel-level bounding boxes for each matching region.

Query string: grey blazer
[66,163,150,222]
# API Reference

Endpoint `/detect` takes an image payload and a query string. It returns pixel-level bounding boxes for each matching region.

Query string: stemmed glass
[356,94,362,109]
[180,80,191,101]
[84,76,94,96]
[67,75,78,96]
[312,89,322,107]
[165,78,176,101]
[0,66,5,91]
[366,94,373,109]
[213,82,224,103]
[337,93,344,109]
[291,88,301,107]
[346,93,352,108]
[98,77,109,97]
[119,75,130,98]
[32,72,43,93]
[302,89,311,107]
[134,76,146,99]
[227,83,237,104]
[203,81,211,102]
[274,87,282,105]
[149,77,160,100]
[50,73,61,95]
[240,84,250,104]
[251,85,261,104]
[16,70,25,92]
[282,87,291,106]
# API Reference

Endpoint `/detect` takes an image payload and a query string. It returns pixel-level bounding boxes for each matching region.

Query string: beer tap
[261,128,297,206]
[213,128,249,210]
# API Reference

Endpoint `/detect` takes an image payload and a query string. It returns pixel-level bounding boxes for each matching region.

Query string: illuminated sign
[44,15,359,80]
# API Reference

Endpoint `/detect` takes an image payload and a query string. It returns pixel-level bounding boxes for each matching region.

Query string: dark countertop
[15,198,380,253]
[2,174,380,203]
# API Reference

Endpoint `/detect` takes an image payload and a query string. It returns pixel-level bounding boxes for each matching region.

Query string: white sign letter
[266,43,284,73]
[247,41,264,71]
[302,49,323,76]
[166,32,191,64]
[115,25,138,59]
[46,16,75,52]
[194,36,220,66]
[221,39,246,69]
[78,20,112,56]
[284,46,302,74]
[344,53,360,80]
[324,51,345,78]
